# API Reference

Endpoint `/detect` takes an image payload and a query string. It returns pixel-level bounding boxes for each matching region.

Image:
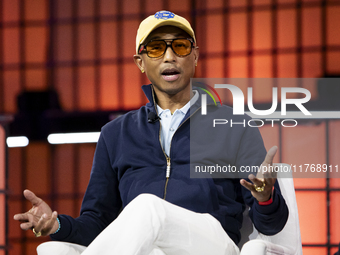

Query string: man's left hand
[240,146,278,202]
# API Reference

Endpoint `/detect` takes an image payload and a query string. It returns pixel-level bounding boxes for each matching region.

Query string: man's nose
[163,45,176,62]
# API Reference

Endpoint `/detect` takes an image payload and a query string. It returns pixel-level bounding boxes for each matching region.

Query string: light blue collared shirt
[157,90,199,156]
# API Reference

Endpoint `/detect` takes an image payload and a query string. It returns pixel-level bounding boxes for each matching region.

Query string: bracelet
[258,186,275,206]
[258,197,273,205]
[52,217,61,235]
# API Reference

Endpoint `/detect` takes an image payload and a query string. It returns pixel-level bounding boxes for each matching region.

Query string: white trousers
[81,193,239,255]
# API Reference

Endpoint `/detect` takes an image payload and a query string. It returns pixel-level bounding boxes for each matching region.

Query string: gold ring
[32,228,42,237]
[254,182,266,192]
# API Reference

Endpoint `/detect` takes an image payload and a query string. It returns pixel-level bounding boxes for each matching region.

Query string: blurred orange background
[1,0,340,254]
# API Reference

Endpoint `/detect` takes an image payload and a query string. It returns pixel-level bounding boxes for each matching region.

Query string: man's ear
[133,54,144,73]
[193,46,199,66]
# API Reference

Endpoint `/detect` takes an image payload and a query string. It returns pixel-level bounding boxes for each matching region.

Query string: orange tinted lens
[172,39,192,56]
[146,41,166,58]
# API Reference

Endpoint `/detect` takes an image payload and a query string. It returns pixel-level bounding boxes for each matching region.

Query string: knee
[124,193,166,225]
[130,193,162,208]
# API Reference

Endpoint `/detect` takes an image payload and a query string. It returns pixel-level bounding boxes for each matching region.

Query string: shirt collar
[157,90,198,116]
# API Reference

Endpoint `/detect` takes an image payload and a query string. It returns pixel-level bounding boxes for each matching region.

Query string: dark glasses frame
[138,38,195,58]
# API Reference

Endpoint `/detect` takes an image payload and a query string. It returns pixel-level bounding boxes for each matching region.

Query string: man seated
[14,11,288,255]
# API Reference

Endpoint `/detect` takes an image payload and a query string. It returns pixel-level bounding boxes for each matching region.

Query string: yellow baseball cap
[136,10,196,53]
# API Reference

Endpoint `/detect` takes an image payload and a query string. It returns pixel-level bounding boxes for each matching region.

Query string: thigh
[81,194,239,255]
[36,241,86,255]
[152,197,240,255]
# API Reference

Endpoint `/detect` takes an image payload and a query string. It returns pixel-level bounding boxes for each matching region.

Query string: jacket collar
[142,84,155,108]
[141,83,217,113]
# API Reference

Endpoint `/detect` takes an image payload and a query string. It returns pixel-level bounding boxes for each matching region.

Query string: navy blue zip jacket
[51,84,289,246]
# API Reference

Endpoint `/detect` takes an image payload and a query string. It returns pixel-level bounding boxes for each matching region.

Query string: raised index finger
[263,146,278,166]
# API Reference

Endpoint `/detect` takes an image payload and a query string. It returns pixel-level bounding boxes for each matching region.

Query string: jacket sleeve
[50,131,122,246]
[236,124,289,235]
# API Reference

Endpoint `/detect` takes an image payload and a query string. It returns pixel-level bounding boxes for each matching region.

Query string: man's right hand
[13,189,59,237]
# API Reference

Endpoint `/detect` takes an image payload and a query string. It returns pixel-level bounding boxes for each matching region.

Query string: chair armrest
[241,239,295,255]
[36,241,86,255]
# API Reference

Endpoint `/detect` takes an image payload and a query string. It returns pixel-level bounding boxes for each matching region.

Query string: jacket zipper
[163,158,171,199]
[162,107,202,200]
[151,89,171,199]
[151,87,209,200]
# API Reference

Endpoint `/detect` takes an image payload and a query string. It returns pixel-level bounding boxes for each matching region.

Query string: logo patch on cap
[154,11,175,20]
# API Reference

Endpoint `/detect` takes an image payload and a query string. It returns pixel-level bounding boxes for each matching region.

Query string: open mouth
[161,68,180,82]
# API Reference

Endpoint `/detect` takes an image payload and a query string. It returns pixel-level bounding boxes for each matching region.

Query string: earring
[195,63,198,67]
[141,69,145,73]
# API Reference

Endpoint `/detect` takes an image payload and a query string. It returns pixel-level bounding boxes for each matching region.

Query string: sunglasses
[138,38,195,58]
